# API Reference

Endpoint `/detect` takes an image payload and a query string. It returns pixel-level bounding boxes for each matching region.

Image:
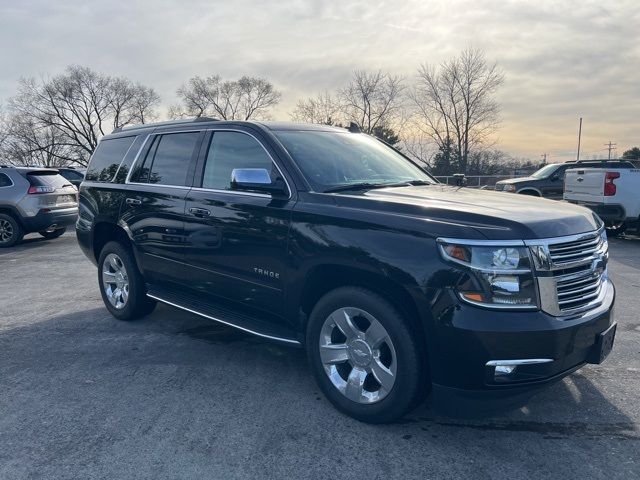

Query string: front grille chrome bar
[525,227,608,318]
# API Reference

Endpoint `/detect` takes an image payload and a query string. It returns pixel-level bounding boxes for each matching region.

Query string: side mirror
[550,173,559,181]
[230,168,287,196]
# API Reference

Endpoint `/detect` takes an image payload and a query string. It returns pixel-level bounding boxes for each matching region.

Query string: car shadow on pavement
[0,233,68,256]
[1,303,636,448]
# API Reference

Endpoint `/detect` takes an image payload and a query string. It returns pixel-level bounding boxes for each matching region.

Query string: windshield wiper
[323,180,435,193]
[323,182,405,193]
[405,180,433,186]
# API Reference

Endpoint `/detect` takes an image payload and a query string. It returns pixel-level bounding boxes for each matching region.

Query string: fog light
[494,365,517,376]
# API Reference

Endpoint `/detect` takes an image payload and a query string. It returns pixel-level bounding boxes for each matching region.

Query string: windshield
[531,164,562,179]
[274,130,435,192]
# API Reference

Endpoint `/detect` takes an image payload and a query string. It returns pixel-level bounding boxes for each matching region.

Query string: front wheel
[98,241,156,320]
[306,287,427,423]
[39,226,67,239]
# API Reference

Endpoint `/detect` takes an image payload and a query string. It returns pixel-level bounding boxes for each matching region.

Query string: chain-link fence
[434,175,521,189]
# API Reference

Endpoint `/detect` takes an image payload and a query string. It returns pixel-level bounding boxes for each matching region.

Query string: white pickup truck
[564,166,640,236]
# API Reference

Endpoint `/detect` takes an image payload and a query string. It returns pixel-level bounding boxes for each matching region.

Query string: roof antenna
[348,122,361,133]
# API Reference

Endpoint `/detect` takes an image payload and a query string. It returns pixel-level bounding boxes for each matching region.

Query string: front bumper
[22,207,78,233]
[426,281,615,393]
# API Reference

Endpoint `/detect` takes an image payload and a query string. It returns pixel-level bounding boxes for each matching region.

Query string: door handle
[126,197,142,205]
[189,207,211,218]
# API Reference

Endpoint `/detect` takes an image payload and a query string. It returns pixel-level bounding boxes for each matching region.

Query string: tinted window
[202,132,274,190]
[0,173,12,187]
[59,170,85,181]
[85,136,136,182]
[142,132,199,186]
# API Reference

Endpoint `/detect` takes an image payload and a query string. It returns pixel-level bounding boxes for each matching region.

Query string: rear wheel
[98,241,156,320]
[0,214,23,248]
[604,221,626,237]
[306,286,427,423]
[39,226,67,239]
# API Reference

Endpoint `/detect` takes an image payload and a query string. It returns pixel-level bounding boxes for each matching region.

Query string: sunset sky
[1,0,637,162]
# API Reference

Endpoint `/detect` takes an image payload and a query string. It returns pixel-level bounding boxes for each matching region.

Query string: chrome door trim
[125,128,293,200]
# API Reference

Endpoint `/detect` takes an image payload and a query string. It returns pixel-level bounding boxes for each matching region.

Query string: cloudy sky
[1,0,638,161]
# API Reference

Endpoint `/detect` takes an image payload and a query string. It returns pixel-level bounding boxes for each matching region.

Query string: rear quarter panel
[76,182,129,263]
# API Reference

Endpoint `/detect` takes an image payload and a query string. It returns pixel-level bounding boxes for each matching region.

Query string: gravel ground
[0,231,639,479]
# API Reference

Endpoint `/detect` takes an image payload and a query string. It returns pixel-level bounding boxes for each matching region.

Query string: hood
[497,177,538,185]
[332,185,600,240]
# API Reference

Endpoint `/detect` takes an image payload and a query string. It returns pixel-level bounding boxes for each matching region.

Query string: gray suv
[495,160,636,199]
[0,166,78,247]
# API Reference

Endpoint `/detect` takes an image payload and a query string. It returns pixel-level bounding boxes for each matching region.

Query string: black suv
[77,119,616,423]
[495,160,636,199]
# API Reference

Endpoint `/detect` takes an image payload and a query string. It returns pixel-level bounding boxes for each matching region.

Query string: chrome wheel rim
[102,253,129,309]
[319,307,397,404]
[0,219,14,243]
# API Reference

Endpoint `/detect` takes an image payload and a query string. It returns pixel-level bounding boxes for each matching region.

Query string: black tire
[0,213,24,248]
[306,286,427,424]
[604,221,626,237]
[97,240,156,321]
[518,190,540,196]
[39,226,67,239]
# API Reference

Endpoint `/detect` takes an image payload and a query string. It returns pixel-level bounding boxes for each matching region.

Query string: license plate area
[57,194,75,204]
[588,322,616,364]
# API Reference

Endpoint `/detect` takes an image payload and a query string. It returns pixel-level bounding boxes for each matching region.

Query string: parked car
[495,160,636,199]
[0,166,78,247]
[565,166,640,236]
[57,166,86,188]
[77,119,616,423]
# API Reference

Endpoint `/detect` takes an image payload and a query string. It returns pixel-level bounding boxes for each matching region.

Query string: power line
[604,141,617,160]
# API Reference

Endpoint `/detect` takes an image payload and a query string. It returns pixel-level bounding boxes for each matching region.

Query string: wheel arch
[517,187,542,196]
[297,264,427,348]
[92,221,133,262]
[0,205,25,229]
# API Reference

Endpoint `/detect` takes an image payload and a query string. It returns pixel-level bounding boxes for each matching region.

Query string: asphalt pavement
[0,231,638,479]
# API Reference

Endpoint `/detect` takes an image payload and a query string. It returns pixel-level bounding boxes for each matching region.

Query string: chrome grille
[554,267,604,313]
[527,228,608,317]
[547,230,602,267]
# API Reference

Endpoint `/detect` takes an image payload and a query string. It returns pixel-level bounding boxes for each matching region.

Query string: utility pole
[541,153,548,164]
[576,117,583,161]
[604,141,616,160]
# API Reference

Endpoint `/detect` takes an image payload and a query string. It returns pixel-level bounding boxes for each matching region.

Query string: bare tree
[338,70,405,134]
[173,75,281,120]
[108,78,160,129]
[409,48,504,173]
[2,116,81,167]
[290,91,342,125]
[8,65,160,166]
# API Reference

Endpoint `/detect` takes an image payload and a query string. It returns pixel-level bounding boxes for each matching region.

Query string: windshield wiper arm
[323,182,404,193]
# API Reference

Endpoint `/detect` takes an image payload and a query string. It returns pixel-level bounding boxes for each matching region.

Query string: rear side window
[0,173,12,187]
[60,170,85,181]
[138,132,200,186]
[202,131,274,190]
[86,136,136,182]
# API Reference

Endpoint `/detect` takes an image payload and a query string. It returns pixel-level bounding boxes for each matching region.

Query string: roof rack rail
[111,117,219,134]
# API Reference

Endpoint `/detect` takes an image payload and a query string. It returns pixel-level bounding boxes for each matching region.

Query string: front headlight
[437,241,538,309]
[503,184,516,192]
